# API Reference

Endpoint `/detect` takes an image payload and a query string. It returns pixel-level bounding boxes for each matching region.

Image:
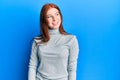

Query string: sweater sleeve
[28,40,39,80]
[68,35,79,80]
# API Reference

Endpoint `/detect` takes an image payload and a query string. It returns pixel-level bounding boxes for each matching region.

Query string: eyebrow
[46,11,59,16]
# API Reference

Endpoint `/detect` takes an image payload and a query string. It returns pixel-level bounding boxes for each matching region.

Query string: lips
[52,21,59,26]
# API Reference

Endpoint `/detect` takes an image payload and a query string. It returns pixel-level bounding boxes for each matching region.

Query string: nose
[52,16,57,21]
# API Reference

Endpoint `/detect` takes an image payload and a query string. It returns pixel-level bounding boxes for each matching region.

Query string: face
[46,8,61,29]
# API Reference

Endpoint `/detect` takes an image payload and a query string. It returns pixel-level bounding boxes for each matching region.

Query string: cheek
[58,16,62,22]
[46,19,52,25]
[59,18,62,23]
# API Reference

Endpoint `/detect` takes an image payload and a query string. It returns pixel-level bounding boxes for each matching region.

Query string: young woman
[28,3,79,80]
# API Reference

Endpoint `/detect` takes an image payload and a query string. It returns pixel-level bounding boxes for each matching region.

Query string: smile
[52,21,59,26]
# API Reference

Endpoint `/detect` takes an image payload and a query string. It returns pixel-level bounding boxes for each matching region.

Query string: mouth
[52,21,59,26]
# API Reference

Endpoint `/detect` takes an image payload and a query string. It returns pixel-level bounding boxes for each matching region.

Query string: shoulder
[65,34,78,42]
[34,36,41,42]
[63,34,78,45]
[33,36,46,46]
[66,35,79,51]
[32,36,42,45]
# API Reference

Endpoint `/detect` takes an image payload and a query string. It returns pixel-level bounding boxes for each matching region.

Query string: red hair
[36,3,69,43]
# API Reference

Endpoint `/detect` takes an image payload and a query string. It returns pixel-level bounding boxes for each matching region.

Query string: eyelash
[47,13,60,19]
[56,13,59,16]
[47,16,52,18]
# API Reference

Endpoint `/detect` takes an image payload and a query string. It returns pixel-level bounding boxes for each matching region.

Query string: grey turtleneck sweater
[28,28,79,80]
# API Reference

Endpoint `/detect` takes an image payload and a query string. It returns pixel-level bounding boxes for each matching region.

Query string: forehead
[46,8,59,15]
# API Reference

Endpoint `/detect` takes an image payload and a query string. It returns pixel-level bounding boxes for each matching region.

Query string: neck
[48,28,60,35]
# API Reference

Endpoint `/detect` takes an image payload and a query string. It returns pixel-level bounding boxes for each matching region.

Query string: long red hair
[36,3,69,43]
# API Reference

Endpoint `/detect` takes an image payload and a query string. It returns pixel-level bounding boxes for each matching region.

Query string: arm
[28,40,39,80]
[68,35,79,80]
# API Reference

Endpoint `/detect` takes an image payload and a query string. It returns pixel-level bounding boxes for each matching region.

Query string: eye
[47,16,52,19]
[56,13,60,16]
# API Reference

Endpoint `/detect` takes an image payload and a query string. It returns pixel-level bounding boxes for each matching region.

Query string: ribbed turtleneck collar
[48,28,60,35]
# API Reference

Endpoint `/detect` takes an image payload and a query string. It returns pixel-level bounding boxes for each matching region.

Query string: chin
[49,24,60,29]
[52,26,60,29]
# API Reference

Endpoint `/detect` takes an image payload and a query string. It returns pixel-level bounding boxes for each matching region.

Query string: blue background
[0,0,120,80]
